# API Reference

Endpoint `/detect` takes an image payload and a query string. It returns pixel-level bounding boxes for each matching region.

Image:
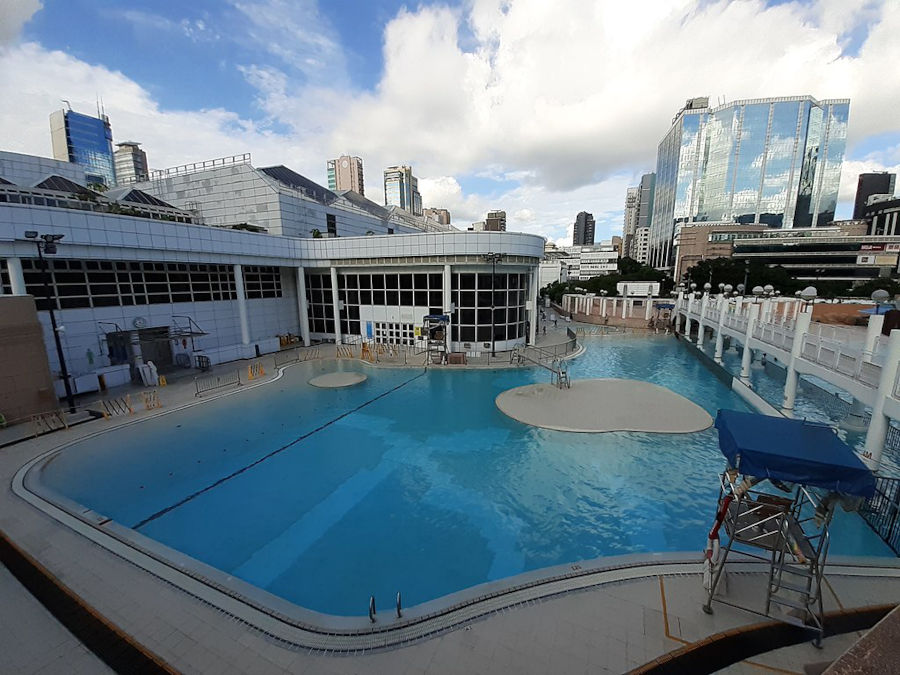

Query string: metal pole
[38,243,76,413]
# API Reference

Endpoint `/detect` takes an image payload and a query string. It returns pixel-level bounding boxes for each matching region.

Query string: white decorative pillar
[781,310,813,415]
[330,266,342,345]
[697,293,709,349]
[233,264,250,345]
[685,294,694,342]
[714,298,728,364]
[621,294,628,319]
[645,294,653,321]
[601,297,607,318]
[611,297,617,317]
[675,292,684,332]
[863,314,885,359]
[295,266,311,346]
[740,304,760,382]
[863,329,900,470]
[7,257,26,295]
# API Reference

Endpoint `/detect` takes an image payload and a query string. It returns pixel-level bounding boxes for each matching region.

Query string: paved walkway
[0,563,113,674]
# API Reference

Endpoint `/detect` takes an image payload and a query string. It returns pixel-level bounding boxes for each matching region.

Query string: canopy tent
[714,410,875,498]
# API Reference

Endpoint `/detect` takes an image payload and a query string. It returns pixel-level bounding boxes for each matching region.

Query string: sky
[2,0,900,246]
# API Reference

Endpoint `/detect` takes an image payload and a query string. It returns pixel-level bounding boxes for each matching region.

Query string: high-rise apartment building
[114,141,149,184]
[648,95,849,271]
[573,211,595,245]
[854,172,896,219]
[49,107,116,188]
[623,187,640,258]
[384,165,422,215]
[633,227,650,264]
[623,173,655,259]
[424,207,451,225]
[327,155,365,196]
[485,210,506,231]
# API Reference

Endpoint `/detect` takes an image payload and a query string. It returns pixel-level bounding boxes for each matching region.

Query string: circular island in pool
[308,372,368,388]
[496,378,713,433]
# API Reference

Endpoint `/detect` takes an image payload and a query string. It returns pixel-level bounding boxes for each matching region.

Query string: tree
[311,228,322,238]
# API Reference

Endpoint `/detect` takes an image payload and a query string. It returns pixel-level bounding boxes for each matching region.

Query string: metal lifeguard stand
[702,410,876,645]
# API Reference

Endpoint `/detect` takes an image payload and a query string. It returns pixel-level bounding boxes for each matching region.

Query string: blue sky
[2,0,900,244]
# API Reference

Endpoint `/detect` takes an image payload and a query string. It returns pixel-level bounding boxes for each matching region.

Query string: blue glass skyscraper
[50,108,116,188]
[648,96,849,270]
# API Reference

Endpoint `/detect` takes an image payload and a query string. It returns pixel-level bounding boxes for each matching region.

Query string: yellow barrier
[158,375,167,387]
[141,390,163,410]
[247,361,266,380]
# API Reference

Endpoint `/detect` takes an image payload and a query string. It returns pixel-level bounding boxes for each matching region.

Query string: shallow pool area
[33,336,894,617]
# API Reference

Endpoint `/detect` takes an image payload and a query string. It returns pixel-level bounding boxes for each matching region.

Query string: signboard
[861,244,886,252]
[616,281,660,297]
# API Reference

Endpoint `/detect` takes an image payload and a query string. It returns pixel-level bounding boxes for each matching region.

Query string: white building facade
[0,152,542,398]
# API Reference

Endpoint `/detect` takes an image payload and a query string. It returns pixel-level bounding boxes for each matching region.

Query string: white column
[645,294,653,321]
[714,298,728,364]
[7,257,26,295]
[295,266,311,346]
[601,297,607,318]
[740,304,760,382]
[233,264,250,345]
[863,314,885,359]
[330,266,342,345]
[611,297,617,317]
[863,329,900,469]
[621,294,628,319]
[685,294,694,342]
[529,267,538,345]
[675,292,683,332]
[781,310,812,415]
[697,294,709,348]
[443,264,453,351]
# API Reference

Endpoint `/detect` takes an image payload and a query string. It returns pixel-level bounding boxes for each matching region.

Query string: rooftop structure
[485,210,507,232]
[49,107,116,188]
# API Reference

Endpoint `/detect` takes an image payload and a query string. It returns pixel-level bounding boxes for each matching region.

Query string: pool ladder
[368,592,403,622]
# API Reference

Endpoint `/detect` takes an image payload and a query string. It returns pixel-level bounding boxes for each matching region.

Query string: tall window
[326,213,337,236]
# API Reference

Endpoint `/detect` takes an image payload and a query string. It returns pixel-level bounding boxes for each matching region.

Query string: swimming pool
[33,336,893,617]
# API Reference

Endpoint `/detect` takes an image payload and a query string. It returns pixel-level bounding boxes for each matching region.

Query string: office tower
[638,173,655,230]
[485,210,507,231]
[623,187,640,257]
[327,155,365,196]
[573,211,595,245]
[384,165,422,215]
[648,95,849,270]
[114,141,149,184]
[424,207,451,225]
[50,107,116,188]
[854,172,896,219]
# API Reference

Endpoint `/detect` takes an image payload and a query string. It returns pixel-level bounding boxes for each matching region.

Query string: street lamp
[872,289,890,315]
[24,231,76,413]
[800,285,817,312]
[742,259,750,293]
[483,252,504,357]
[752,285,765,303]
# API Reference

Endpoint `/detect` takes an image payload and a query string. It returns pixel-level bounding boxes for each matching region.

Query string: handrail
[861,475,900,555]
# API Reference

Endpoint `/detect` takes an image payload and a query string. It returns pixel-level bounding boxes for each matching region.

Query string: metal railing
[194,369,241,396]
[861,475,900,555]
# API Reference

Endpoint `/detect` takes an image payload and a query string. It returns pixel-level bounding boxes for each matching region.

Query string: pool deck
[3,327,900,673]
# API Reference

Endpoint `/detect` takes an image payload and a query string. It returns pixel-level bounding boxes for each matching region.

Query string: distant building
[854,172,896,219]
[469,221,485,231]
[674,223,768,281]
[327,155,364,196]
[485,210,507,232]
[865,197,900,236]
[424,207,451,225]
[632,227,650,265]
[649,95,849,271]
[610,236,623,257]
[49,107,116,188]
[623,173,654,259]
[383,165,422,215]
[732,222,899,283]
[573,211,595,245]
[558,245,618,280]
[114,141,149,185]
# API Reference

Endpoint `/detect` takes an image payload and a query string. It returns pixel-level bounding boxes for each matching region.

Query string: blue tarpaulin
[714,410,876,498]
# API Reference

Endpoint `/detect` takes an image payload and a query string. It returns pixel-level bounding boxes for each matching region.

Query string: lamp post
[800,286,817,312]
[483,252,503,357]
[24,231,76,413]
[872,289,890,315]
[742,259,750,293]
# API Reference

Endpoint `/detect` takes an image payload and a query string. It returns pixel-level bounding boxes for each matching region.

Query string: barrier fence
[194,370,241,397]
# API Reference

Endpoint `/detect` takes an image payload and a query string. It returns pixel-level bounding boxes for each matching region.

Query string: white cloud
[1,0,899,244]
[0,0,41,45]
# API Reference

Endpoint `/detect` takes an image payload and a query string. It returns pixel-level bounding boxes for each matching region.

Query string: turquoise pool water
[37,336,893,616]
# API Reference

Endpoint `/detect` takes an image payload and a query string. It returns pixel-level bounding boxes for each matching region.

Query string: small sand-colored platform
[308,372,367,388]
[496,378,713,433]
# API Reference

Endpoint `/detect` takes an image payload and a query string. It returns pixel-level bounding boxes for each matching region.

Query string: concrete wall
[0,296,56,422]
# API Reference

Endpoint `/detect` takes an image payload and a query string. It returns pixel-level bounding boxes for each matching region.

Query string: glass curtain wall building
[49,109,116,188]
[648,96,849,271]
[383,165,423,215]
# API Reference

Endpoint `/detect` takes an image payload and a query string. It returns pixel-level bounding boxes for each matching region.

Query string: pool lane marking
[132,368,428,530]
